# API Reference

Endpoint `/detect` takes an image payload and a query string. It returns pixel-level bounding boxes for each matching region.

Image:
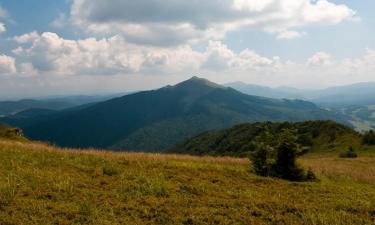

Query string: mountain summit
[5,77,344,151]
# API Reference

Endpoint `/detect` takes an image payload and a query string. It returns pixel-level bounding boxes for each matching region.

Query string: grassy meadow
[0,139,374,225]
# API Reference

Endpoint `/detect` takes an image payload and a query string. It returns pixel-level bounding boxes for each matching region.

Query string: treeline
[170,120,360,157]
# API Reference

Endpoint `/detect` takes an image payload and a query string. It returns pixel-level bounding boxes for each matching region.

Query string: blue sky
[0,0,374,99]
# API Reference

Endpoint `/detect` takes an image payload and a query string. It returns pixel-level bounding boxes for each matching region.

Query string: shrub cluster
[339,147,358,158]
[363,130,375,145]
[250,129,316,182]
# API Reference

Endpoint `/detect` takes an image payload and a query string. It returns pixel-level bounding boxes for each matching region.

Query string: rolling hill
[169,121,362,157]
[3,77,346,152]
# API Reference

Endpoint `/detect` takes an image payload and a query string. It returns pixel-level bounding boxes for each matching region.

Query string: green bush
[250,144,276,177]
[250,129,314,182]
[339,147,358,158]
[363,130,375,145]
[275,140,306,181]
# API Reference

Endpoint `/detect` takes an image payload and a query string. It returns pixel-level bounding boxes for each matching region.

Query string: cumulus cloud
[70,0,356,46]
[0,55,17,75]
[202,41,274,71]
[276,30,305,40]
[12,32,203,76]
[9,31,375,88]
[307,52,331,66]
[13,31,39,43]
[0,23,5,33]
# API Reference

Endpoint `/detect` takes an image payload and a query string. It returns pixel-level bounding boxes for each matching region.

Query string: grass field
[0,139,375,225]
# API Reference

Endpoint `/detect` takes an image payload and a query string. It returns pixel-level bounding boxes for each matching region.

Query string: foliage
[171,120,359,157]
[339,146,358,158]
[250,129,310,181]
[363,130,375,145]
[0,125,26,141]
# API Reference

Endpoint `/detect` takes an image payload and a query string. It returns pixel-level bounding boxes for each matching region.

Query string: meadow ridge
[0,139,374,225]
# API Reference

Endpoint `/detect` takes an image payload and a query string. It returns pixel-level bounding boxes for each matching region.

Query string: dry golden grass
[300,156,375,184]
[1,138,375,225]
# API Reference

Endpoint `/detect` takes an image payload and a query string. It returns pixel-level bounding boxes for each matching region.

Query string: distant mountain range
[226,81,375,107]
[0,77,345,152]
[0,94,127,117]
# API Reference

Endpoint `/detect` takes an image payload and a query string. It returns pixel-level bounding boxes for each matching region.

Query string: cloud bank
[71,0,356,45]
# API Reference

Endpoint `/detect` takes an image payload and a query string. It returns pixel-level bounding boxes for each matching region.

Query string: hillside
[4,77,345,152]
[170,121,362,157]
[0,138,374,224]
[0,124,27,141]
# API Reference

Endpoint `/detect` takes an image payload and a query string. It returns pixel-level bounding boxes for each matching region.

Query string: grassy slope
[0,139,375,225]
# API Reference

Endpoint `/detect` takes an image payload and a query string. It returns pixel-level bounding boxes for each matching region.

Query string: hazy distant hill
[0,99,75,116]
[226,81,375,107]
[3,77,344,152]
[0,94,128,117]
[225,81,304,99]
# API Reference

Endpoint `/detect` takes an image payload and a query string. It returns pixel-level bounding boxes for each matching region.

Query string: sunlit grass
[0,139,374,224]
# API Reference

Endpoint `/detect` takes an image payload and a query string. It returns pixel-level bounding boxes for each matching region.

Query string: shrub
[306,168,318,181]
[250,144,276,177]
[275,136,306,181]
[102,165,119,176]
[250,129,313,182]
[363,130,375,145]
[339,147,358,158]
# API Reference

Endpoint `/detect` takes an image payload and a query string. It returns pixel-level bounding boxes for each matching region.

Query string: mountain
[169,121,360,157]
[0,93,129,117]
[0,99,75,117]
[4,77,345,152]
[226,81,375,107]
[225,82,304,99]
[310,82,375,107]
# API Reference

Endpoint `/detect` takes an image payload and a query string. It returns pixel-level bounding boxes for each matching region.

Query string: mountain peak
[175,76,224,89]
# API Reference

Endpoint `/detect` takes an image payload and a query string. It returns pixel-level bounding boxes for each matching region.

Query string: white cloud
[13,31,39,43]
[12,32,203,76]
[70,0,356,46]
[0,54,16,75]
[0,23,5,33]
[277,30,304,40]
[307,52,331,66]
[9,31,375,89]
[202,41,274,71]
[18,63,38,76]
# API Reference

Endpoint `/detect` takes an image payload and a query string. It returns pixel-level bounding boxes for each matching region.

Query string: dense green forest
[169,120,363,157]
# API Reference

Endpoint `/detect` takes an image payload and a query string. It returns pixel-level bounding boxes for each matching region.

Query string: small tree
[275,132,306,181]
[250,129,313,182]
[250,144,276,177]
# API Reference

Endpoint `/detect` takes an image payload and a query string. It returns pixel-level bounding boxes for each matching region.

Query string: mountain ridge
[1,77,347,151]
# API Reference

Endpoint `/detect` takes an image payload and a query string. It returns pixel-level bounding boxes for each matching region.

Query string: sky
[0,0,375,99]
